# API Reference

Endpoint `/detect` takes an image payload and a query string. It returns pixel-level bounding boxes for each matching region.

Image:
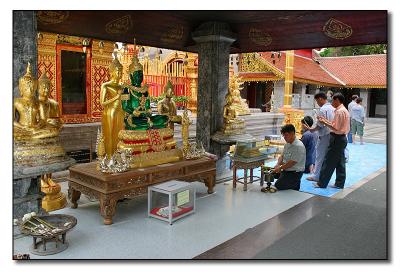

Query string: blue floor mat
[233,143,386,197]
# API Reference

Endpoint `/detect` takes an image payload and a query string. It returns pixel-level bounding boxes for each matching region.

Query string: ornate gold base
[129,148,183,168]
[41,177,67,212]
[14,137,66,166]
[278,107,304,138]
[41,191,67,212]
[223,119,246,135]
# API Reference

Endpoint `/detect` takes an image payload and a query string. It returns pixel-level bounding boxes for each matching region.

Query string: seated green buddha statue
[121,55,168,130]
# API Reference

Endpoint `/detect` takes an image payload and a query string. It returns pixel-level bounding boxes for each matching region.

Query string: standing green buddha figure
[121,55,168,130]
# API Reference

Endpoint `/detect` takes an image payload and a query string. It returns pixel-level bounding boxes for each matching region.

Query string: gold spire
[110,51,123,72]
[39,70,50,86]
[128,38,143,73]
[20,62,34,84]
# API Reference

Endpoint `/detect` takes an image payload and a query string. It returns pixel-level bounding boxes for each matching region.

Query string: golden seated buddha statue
[13,63,65,166]
[222,95,245,135]
[13,63,60,141]
[228,75,251,116]
[157,80,182,130]
[40,173,66,212]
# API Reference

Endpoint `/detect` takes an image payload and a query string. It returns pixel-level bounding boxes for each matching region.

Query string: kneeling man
[262,124,306,191]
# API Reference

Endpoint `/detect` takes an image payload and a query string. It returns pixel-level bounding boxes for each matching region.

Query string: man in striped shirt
[314,93,350,189]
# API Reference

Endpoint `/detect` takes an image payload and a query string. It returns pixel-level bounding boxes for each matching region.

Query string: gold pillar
[186,55,198,114]
[279,50,304,137]
[283,50,294,107]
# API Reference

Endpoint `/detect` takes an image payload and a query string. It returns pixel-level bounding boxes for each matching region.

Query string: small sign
[176,190,190,206]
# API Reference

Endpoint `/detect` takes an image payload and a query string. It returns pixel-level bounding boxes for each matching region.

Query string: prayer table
[66,156,216,225]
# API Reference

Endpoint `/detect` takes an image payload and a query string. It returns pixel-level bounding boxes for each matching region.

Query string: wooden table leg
[233,166,237,189]
[260,168,265,186]
[206,174,216,194]
[100,196,117,225]
[244,168,248,191]
[69,187,81,209]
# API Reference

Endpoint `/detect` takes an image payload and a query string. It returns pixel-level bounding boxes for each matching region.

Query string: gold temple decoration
[279,50,304,138]
[240,53,284,77]
[99,52,125,160]
[227,75,251,116]
[37,32,198,124]
[249,28,272,47]
[37,11,70,25]
[105,15,133,34]
[157,80,182,130]
[40,173,66,212]
[283,50,294,107]
[14,63,67,211]
[160,26,184,43]
[323,18,353,40]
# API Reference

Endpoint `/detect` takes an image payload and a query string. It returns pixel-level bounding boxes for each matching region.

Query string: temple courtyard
[13,119,387,259]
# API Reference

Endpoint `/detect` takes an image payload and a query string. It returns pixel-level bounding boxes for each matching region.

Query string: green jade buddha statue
[121,55,168,130]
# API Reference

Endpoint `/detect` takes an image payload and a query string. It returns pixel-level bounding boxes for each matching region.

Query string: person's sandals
[306,176,317,181]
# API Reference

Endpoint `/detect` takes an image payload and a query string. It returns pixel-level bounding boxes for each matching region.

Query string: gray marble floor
[13,181,312,259]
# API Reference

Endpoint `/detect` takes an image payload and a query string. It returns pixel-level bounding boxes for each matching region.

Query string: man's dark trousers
[318,133,348,188]
[274,171,303,191]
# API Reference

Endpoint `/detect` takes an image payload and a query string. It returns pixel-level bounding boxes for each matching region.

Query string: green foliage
[319,44,387,57]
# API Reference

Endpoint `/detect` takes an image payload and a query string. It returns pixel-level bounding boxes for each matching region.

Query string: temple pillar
[272,80,285,109]
[359,88,370,117]
[192,22,236,156]
[13,11,38,97]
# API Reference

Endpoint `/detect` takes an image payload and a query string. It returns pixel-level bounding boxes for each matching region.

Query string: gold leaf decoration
[37,11,69,25]
[105,15,133,34]
[249,28,272,47]
[323,18,353,40]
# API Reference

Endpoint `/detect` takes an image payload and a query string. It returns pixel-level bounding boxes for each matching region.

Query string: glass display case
[148,180,195,225]
[232,140,277,163]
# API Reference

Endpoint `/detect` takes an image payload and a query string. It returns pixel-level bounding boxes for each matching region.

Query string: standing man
[347,94,358,144]
[306,92,335,182]
[351,97,366,144]
[261,124,306,192]
[348,95,358,118]
[315,93,350,189]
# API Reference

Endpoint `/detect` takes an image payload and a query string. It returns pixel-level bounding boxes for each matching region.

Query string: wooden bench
[66,156,216,225]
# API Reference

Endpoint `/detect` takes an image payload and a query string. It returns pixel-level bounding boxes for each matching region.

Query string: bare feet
[307,176,317,181]
[313,182,322,188]
[329,184,343,189]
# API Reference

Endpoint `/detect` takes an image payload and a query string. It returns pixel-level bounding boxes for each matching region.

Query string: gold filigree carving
[249,28,272,47]
[37,11,69,25]
[240,53,284,77]
[105,15,133,34]
[160,26,184,43]
[323,18,353,40]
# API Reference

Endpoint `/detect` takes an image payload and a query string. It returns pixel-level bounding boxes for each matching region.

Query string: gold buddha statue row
[13,63,65,164]
[13,62,67,212]
[97,49,191,172]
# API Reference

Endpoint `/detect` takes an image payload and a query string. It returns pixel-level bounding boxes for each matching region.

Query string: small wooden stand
[232,159,265,191]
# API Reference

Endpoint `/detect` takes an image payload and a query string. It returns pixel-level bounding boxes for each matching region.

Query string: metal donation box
[148,180,195,225]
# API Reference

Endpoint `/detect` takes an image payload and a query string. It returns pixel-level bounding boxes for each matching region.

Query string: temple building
[237,49,387,117]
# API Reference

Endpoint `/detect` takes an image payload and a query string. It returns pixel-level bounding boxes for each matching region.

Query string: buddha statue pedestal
[222,119,246,135]
[117,128,183,168]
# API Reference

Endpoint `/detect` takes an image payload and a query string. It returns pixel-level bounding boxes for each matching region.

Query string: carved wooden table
[66,157,216,225]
